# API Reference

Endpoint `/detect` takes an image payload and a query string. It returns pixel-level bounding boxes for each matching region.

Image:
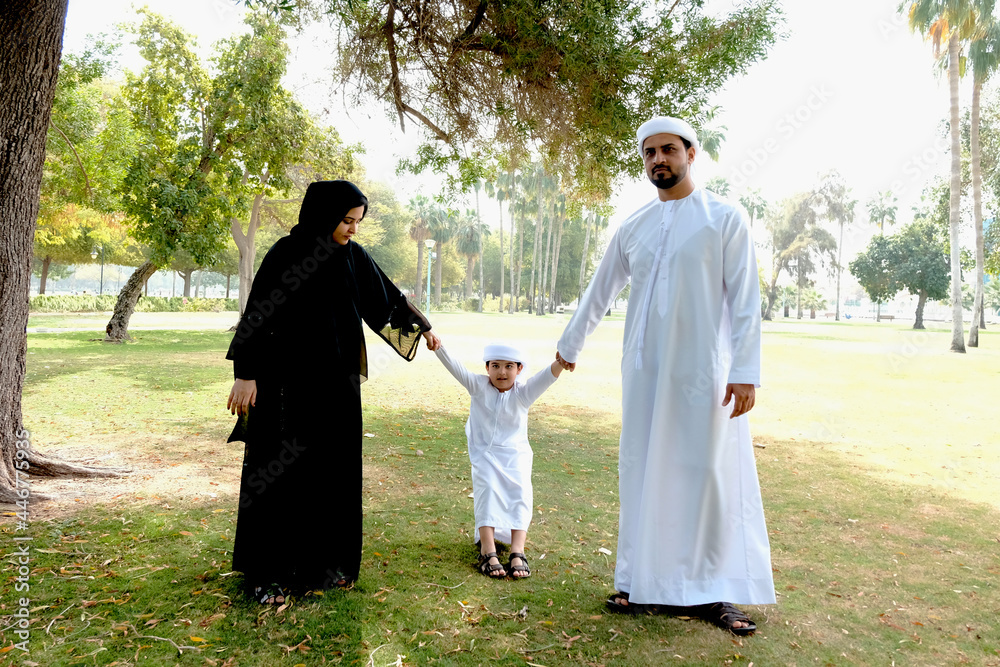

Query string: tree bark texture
[947,32,966,352]
[537,208,553,316]
[0,0,70,502]
[528,177,543,314]
[105,261,158,342]
[548,217,564,313]
[513,208,524,312]
[914,291,927,330]
[39,255,51,294]
[970,78,984,348]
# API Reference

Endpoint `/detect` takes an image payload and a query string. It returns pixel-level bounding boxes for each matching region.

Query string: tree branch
[402,103,450,142]
[49,121,93,201]
[384,0,407,132]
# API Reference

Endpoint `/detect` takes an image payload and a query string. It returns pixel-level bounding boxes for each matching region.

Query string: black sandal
[477,552,506,578]
[605,591,637,614]
[691,601,757,636]
[251,584,287,605]
[507,552,531,579]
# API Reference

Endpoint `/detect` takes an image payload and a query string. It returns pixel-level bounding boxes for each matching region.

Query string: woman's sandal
[691,601,757,636]
[507,552,531,579]
[252,584,287,605]
[477,552,506,578]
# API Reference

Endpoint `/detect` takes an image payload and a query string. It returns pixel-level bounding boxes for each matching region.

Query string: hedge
[30,295,239,313]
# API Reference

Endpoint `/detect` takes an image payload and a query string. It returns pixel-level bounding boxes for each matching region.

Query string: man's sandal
[508,552,531,579]
[477,552,506,578]
[605,591,646,614]
[691,601,757,636]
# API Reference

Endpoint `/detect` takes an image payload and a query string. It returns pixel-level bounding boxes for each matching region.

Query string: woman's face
[332,206,365,245]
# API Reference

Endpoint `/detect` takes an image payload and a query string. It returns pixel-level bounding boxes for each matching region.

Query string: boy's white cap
[483,343,523,364]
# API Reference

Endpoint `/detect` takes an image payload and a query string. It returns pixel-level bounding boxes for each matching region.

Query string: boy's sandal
[691,601,757,636]
[477,552,506,578]
[507,552,531,579]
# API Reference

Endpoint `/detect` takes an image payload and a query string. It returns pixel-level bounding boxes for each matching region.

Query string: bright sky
[62,0,957,240]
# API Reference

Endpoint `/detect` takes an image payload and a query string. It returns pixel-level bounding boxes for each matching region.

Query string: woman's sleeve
[357,245,431,361]
[225,244,284,380]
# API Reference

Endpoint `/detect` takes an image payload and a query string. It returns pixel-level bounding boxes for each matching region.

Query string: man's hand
[723,383,755,419]
[555,351,576,372]
[423,331,441,351]
[228,379,257,416]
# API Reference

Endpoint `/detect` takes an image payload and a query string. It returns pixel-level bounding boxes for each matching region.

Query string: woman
[226,180,438,604]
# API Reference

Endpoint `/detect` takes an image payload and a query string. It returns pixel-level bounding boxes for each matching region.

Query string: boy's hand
[555,351,575,372]
[423,331,441,351]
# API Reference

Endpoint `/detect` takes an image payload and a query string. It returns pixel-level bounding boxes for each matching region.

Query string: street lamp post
[90,245,105,295]
[424,239,435,313]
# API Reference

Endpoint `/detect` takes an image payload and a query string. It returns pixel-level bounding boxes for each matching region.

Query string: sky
[61,0,959,247]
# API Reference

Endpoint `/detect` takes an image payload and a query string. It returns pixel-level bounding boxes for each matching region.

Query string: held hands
[422,331,441,351]
[555,351,575,372]
[227,379,257,416]
[723,383,755,419]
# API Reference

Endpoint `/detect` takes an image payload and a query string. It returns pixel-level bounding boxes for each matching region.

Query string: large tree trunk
[104,261,158,342]
[0,0,71,502]
[914,290,927,330]
[970,78,984,348]
[947,31,966,352]
[179,268,194,298]
[232,183,266,317]
[39,255,51,294]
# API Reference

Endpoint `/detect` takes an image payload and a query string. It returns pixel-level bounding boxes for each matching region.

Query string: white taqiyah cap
[483,343,524,364]
[636,116,699,158]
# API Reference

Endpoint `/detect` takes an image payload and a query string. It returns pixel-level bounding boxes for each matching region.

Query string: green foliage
[849,235,897,303]
[29,294,238,313]
[332,0,783,202]
[850,220,951,304]
[120,11,305,267]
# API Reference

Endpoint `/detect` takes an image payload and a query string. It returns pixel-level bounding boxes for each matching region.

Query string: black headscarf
[289,180,369,242]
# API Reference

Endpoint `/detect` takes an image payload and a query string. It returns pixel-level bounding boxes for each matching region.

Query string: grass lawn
[2,313,998,666]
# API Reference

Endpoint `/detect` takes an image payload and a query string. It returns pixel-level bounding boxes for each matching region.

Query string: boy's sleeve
[434,345,479,394]
[517,364,558,407]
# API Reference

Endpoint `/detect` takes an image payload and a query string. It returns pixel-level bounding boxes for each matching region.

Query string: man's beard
[648,163,686,190]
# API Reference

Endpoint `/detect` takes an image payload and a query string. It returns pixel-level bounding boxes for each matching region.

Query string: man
[555,116,774,635]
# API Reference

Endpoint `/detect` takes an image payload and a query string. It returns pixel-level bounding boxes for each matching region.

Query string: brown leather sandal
[507,552,531,579]
[477,552,506,578]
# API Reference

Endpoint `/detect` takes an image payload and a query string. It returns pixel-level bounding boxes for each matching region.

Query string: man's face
[486,359,522,392]
[643,133,694,191]
[332,205,365,245]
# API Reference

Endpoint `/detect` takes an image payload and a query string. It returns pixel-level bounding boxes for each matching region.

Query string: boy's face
[486,359,522,392]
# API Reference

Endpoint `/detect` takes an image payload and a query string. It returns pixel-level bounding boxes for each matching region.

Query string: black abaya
[226,181,430,592]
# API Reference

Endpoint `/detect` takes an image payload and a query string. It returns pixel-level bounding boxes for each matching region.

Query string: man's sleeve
[557,227,630,364]
[722,210,762,387]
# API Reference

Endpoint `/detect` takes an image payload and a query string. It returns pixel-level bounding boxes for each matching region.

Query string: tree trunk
[537,209,554,316]
[795,255,803,319]
[914,290,927,330]
[578,215,592,306]
[498,198,504,312]
[225,274,230,299]
[195,269,203,298]
[415,241,424,307]
[514,205,524,312]
[947,31,966,352]
[465,255,474,300]
[835,220,843,321]
[528,175,543,314]
[39,255,51,294]
[434,240,443,308]
[0,0,70,502]
[231,175,266,317]
[179,268,193,298]
[970,78,984,348]
[104,261,158,342]
[548,216,564,313]
[476,187,484,313]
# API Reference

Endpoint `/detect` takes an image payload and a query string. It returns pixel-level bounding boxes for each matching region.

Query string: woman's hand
[227,379,257,416]
[422,331,441,351]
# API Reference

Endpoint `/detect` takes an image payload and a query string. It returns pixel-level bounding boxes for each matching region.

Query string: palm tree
[455,210,483,301]
[427,204,457,308]
[408,195,433,306]
[866,190,898,235]
[813,171,856,321]
[801,288,828,320]
[968,12,1000,346]
[904,0,984,352]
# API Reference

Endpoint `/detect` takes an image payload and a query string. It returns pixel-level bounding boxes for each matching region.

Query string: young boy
[429,339,564,579]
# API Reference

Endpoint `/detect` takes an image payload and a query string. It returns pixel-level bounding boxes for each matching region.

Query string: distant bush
[462,295,531,313]
[30,295,238,313]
